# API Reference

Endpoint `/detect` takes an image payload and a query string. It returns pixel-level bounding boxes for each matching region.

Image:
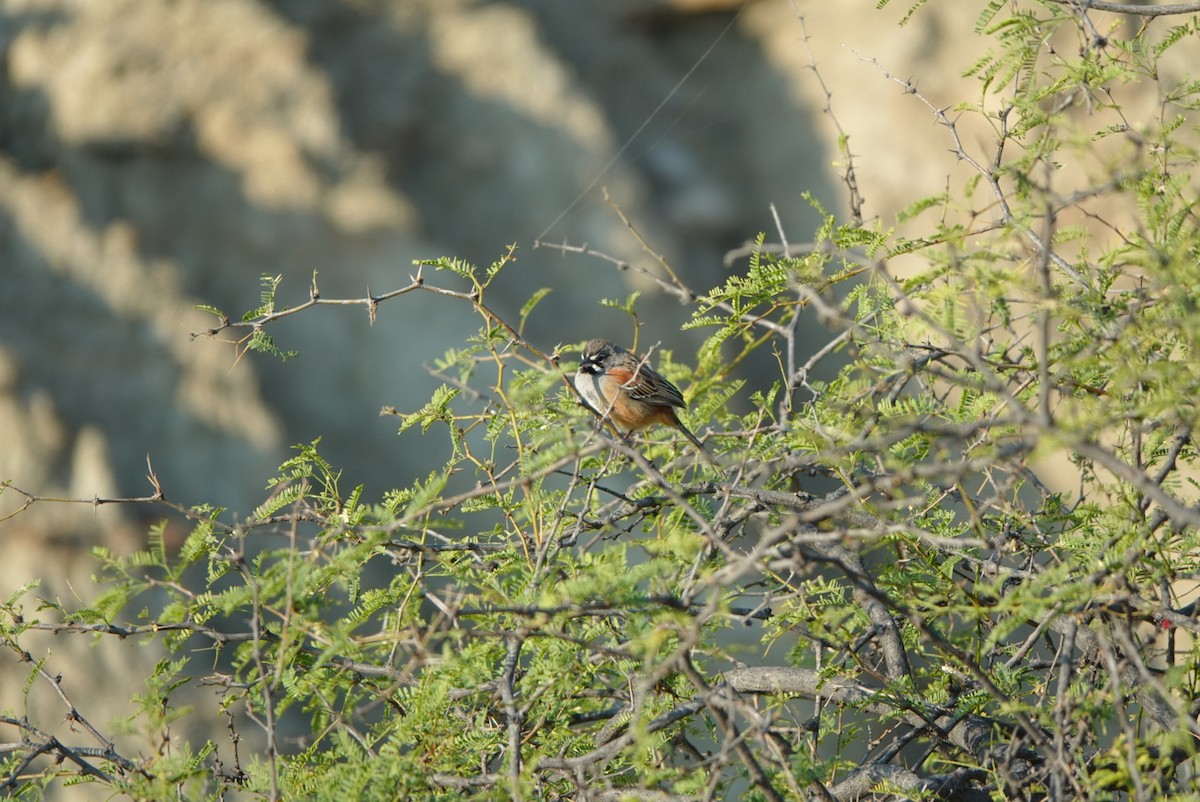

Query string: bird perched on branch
[574,338,716,464]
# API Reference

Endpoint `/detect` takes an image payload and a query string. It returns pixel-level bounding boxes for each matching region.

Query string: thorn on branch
[145,455,165,501]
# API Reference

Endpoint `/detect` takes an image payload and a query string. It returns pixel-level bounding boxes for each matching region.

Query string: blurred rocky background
[0,0,1010,783]
[0,0,990,538]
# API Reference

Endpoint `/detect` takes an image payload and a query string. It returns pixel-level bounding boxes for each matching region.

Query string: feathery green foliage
[4,2,1200,800]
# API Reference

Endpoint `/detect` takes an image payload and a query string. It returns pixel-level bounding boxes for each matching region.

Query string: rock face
[0,0,1045,784]
[0,0,875,529]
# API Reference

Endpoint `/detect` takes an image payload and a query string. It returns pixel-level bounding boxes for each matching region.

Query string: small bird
[574,338,715,462]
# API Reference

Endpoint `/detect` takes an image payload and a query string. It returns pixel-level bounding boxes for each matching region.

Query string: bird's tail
[676,418,721,470]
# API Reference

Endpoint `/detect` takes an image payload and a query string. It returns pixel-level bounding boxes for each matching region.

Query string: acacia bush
[3,2,1200,800]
